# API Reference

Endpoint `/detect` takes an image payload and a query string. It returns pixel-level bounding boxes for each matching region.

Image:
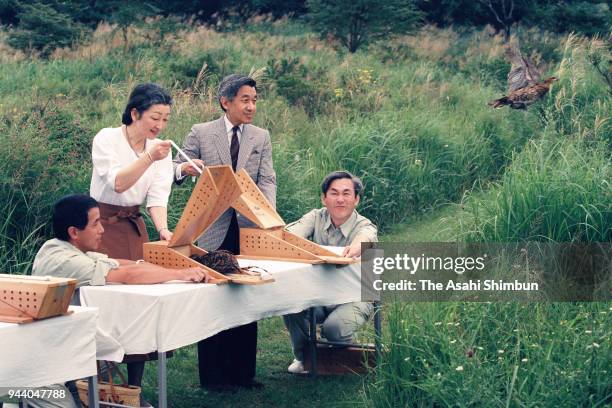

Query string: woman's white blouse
[90,127,173,208]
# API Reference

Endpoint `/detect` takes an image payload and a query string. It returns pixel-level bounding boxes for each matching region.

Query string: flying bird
[489,43,558,109]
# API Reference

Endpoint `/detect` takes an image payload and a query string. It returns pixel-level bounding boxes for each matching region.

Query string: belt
[98,202,144,237]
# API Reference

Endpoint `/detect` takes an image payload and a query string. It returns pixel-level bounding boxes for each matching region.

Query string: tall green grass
[0,21,556,270]
[0,188,46,273]
[467,139,611,242]
[465,34,611,244]
[359,33,611,408]
[364,302,611,407]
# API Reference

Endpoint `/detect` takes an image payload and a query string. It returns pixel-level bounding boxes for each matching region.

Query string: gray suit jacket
[173,116,277,250]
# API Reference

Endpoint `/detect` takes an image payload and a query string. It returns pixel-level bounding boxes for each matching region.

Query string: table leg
[308,307,317,378]
[374,301,382,364]
[157,352,167,408]
[88,375,100,408]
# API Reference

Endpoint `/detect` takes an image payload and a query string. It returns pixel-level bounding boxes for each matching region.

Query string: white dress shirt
[223,115,243,146]
[90,126,173,207]
[174,115,243,180]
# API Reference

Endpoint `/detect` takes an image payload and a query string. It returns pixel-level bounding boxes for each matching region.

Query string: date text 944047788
[4,388,67,399]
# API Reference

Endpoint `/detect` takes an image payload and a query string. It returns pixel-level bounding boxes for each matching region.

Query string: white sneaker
[287,359,307,374]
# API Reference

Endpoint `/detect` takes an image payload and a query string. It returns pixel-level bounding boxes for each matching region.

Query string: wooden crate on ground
[304,343,376,375]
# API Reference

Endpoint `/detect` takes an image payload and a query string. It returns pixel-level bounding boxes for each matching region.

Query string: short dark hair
[122,83,173,125]
[217,74,257,112]
[53,195,99,241]
[321,171,363,197]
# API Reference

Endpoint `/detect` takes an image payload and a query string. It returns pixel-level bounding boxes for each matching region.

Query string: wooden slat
[232,170,285,229]
[225,274,275,285]
[168,167,220,247]
[240,228,323,262]
[144,241,229,283]
[236,254,325,264]
[0,315,34,324]
[169,166,243,248]
[282,231,346,258]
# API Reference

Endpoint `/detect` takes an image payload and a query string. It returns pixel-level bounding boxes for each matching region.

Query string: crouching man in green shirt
[283,171,377,374]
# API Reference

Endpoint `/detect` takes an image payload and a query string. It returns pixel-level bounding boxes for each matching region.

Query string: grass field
[0,16,609,407]
[141,317,366,408]
[132,204,610,408]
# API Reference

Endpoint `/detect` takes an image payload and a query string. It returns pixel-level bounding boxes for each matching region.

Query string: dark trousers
[197,211,258,386]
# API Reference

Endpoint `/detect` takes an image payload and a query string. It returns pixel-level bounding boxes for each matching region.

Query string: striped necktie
[230,125,240,171]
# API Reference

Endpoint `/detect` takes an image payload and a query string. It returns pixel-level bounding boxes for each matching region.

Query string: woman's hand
[148,140,172,161]
[159,228,173,241]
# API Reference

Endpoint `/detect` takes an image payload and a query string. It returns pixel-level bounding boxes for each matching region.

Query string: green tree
[533,1,611,36]
[413,0,488,27]
[96,1,159,50]
[7,2,85,56]
[307,0,422,53]
[479,0,523,41]
[0,0,20,25]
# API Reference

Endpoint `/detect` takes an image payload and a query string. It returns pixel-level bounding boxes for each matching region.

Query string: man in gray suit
[173,74,276,389]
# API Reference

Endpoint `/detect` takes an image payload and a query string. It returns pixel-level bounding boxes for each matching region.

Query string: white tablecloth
[80,254,364,361]
[0,306,98,388]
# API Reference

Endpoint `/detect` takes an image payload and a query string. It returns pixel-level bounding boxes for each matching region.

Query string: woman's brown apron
[98,202,149,261]
[97,202,171,363]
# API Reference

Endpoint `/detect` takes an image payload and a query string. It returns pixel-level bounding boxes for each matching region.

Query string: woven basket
[76,362,141,407]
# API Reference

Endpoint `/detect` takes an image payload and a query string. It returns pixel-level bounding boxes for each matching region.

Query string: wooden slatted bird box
[143,166,273,285]
[0,274,77,324]
[143,165,354,283]
[230,168,354,265]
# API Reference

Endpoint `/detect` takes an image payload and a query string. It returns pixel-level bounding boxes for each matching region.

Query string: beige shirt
[286,208,378,246]
[32,238,119,288]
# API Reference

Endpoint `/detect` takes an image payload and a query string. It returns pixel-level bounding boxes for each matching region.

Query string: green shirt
[286,208,377,246]
[32,238,119,288]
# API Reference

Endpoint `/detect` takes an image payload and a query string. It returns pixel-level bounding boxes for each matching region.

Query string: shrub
[467,139,611,242]
[0,102,93,257]
[168,51,226,90]
[7,3,87,57]
[307,0,422,52]
[266,56,330,116]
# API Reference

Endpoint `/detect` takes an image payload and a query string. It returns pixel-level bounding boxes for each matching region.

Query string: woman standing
[90,83,174,395]
[91,83,174,260]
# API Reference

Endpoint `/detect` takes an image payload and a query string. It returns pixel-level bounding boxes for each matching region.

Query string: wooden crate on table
[232,169,355,265]
[0,274,77,324]
[143,165,273,285]
[144,165,355,284]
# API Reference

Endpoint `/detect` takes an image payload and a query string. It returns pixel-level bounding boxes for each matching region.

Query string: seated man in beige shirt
[283,171,377,374]
[33,194,210,293]
[30,194,210,408]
